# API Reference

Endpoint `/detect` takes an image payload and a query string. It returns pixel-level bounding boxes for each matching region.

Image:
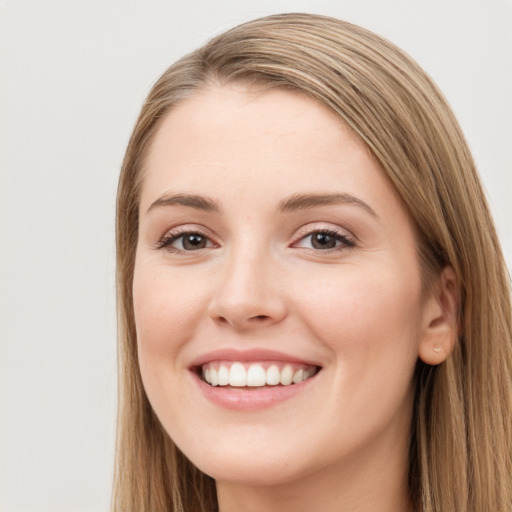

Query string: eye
[294,229,355,251]
[157,230,216,252]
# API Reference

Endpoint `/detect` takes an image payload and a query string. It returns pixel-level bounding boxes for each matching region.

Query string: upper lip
[189,348,322,368]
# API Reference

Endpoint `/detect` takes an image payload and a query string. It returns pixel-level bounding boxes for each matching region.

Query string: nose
[207,247,287,330]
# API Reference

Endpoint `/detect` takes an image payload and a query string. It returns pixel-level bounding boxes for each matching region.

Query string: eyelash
[292,229,356,252]
[155,227,216,253]
[156,227,356,254]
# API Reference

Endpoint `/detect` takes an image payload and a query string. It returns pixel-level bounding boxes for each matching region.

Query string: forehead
[145,83,358,165]
[139,83,400,217]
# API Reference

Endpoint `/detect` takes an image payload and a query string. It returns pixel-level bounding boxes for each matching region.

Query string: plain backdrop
[1,1,510,511]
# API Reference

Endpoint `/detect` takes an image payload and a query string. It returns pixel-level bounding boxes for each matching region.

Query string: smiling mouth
[198,361,320,388]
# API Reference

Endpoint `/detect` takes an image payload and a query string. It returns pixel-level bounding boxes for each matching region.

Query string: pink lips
[189,348,321,411]
[189,348,320,368]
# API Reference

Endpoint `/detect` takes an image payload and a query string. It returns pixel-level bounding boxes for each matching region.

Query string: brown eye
[158,231,215,252]
[182,234,207,250]
[173,233,208,251]
[293,229,355,252]
[310,232,337,249]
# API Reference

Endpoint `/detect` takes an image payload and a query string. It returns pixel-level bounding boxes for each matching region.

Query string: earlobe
[418,266,459,365]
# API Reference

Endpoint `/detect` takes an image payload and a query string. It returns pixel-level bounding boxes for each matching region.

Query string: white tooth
[204,368,211,384]
[293,369,304,384]
[280,365,293,385]
[218,365,229,386]
[210,368,219,386]
[247,364,266,387]
[229,362,247,387]
[266,365,280,385]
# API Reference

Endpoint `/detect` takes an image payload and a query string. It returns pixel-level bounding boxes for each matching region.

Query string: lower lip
[191,371,318,411]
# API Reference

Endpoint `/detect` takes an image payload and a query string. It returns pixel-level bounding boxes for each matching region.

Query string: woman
[113,13,512,512]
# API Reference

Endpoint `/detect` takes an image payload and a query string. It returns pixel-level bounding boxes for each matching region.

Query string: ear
[418,266,459,365]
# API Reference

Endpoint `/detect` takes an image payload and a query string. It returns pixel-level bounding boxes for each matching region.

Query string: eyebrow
[147,193,221,214]
[146,191,377,218]
[278,192,378,218]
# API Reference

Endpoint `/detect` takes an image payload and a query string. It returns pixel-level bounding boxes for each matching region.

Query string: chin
[196,454,307,487]
[170,429,304,486]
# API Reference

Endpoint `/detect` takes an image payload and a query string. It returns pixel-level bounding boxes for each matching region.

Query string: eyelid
[293,222,355,240]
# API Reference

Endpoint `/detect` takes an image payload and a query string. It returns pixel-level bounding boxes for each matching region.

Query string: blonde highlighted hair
[113,13,512,511]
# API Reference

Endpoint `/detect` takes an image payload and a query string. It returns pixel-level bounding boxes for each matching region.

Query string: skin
[133,84,456,512]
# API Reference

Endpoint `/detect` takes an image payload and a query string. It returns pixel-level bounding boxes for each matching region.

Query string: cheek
[288,265,422,449]
[132,261,210,428]
[134,263,196,341]
[132,262,208,382]
[295,262,423,375]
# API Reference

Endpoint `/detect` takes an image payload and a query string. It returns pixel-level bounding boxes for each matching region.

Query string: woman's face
[133,84,433,487]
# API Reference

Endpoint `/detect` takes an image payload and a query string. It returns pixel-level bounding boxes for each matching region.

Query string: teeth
[229,362,246,387]
[266,365,280,385]
[218,365,229,386]
[210,368,219,386]
[280,366,294,385]
[247,365,266,387]
[201,362,317,387]
[292,369,304,384]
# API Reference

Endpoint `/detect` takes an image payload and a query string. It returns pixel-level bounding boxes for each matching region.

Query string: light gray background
[1,1,510,511]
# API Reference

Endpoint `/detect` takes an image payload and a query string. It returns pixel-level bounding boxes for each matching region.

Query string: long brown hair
[113,13,512,511]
